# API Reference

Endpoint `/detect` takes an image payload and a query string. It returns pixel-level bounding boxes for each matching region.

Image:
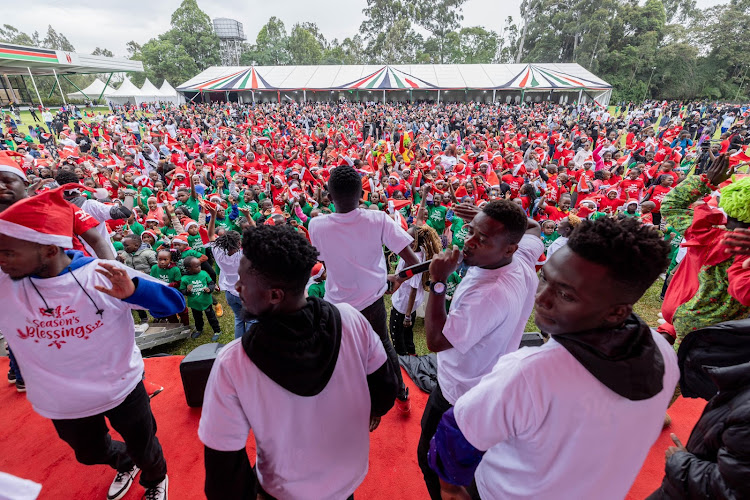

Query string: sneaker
[215,303,223,317]
[107,465,140,500]
[15,380,25,393]
[190,329,201,339]
[395,387,410,414]
[142,475,168,500]
[211,333,221,342]
[143,380,164,399]
[7,369,15,384]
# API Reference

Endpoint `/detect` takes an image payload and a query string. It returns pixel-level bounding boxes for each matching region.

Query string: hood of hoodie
[241,297,341,397]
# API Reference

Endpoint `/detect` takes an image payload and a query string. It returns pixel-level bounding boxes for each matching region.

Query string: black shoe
[7,369,16,384]
[190,329,201,339]
[15,380,25,393]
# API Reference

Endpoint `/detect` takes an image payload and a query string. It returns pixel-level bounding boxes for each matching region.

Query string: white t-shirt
[455,332,679,500]
[198,303,387,500]
[308,209,413,311]
[391,251,424,315]
[206,242,241,297]
[0,260,158,419]
[438,234,543,405]
[79,198,118,257]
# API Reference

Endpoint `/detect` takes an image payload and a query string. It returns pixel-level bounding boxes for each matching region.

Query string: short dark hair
[482,199,527,245]
[124,233,141,245]
[327,165,362,200]
[567,217,669,301]
[55,170,79,186]
[242,225,319,295]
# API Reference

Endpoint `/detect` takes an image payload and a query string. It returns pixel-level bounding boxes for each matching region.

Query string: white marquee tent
[158,80,183,104]
[104,77,141,105]
[66,78,114,102]
[177,63,612,106]
[138,78,161,103]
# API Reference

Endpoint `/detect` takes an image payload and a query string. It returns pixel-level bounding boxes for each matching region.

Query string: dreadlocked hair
[719,176,750,224]
[241,224,319,295]
[567,217,669,301]
[412,224,443,289]
[213,230,242,254]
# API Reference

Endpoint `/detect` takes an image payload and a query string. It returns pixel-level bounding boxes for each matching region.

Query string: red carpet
[0,356,705,500]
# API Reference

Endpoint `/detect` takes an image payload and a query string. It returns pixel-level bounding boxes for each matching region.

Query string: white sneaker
[107,465,139,500]
[142,475,168,500]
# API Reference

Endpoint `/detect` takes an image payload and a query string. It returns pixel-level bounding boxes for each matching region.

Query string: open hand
[94,262,135,300]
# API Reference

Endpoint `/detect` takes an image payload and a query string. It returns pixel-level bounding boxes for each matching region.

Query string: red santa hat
[0,187,74,247]
[310,262,325,280]
[142,230,158,241]
[0,150,26,180]
[134,175,152,188]
[172,233,189,246]
[181,218,199,231]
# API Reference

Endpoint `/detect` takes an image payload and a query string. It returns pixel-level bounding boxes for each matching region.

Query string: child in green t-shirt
[540,220,560,253]
[179,256,221,341]
[306,263,327,299]
[446,270,463,311]
[150,250,182,286]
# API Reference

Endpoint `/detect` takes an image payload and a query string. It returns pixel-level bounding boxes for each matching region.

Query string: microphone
[397,260,433,279]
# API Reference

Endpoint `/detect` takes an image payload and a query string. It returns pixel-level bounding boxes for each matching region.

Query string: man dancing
[0,188,185,500]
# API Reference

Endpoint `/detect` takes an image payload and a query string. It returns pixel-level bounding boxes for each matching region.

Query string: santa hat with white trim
[0,187,74,247]
[0,150,27,181]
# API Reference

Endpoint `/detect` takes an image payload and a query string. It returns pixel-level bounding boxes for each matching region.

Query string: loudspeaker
[180,342,224,407]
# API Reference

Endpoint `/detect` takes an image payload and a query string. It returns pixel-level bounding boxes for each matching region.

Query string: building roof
[177,63,611,92]
[0,42,143,76]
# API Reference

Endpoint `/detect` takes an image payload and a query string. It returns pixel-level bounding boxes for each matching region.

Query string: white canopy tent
[158,80,183,104]
[66,78,114,102]
[177,63,612,106]
[138,78,161,104]
[104,77,142,105]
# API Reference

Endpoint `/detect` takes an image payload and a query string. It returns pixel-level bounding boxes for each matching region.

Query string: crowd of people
[1,96,750,500]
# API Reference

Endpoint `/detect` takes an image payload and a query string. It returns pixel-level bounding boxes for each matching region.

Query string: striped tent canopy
[337,66,436,90]
[191,67,274,91]
[498,64,609,90]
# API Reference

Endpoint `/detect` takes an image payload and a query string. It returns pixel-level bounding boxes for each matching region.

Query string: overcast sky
[2,0,728,57]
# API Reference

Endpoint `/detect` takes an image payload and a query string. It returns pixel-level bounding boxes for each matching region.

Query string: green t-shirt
[175,196,200,220]
[541,232,559,251]
[446,271,462,310]
[427,205,448,234]
[137,187,153,211]
[130,220,144,236]
[238,198,259,214]
[213,216,235,232]
[307,281,326,298]
[150,264,182,285]
[188,233,205,254]
[112,240,124,251]
[180,270,213,310]
[178,249,204,274]
[450,216,469,249]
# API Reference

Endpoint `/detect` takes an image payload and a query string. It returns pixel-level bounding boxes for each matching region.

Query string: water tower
[213,18,246,66]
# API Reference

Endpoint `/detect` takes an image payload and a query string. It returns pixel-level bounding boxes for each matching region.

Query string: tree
[126,41,142,57]
[0,24,39,46]
[416,0,468,63]
[456,27,499,63]
[288,23,325,65]
[92,47,114,57]
[140,36,198,87]
[167,0,220,70]
[243,16,290,65]
[42,25,75,51]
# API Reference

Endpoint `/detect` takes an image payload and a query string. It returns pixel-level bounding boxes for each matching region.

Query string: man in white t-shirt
[418,200,543,500]
[199,224,398,499]
[429,217,679,500]
[309,165,420,412]
[0,189,185,500]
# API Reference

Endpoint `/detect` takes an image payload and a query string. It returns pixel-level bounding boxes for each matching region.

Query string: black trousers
[417,382,454,500]
[389,307,416,355]
[52,381,166,488]
[136,309,148,321]
[193,306,221,334]
[360,296,406,400]
[200,260,217,283]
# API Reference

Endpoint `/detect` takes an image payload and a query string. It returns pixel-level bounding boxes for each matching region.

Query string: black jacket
[649,321,750,499]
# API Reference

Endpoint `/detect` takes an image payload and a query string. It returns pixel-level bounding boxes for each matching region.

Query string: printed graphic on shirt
[16,306,104,350]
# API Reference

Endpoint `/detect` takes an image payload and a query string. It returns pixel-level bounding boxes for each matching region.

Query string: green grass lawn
[144,277,665,358]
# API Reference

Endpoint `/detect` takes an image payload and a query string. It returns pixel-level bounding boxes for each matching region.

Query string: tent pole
[53,69,66,106]
[382,89,386,103]
[26,67,44,108]
[252,90,255,103]
[62,75,90,101]
[437,89,441,104]
[492,89,496,103]
[577,88,583,104]
[303,89,306,103]
[98,73,113,104]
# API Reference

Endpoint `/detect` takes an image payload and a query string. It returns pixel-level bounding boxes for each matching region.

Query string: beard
[239,306,259,323]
